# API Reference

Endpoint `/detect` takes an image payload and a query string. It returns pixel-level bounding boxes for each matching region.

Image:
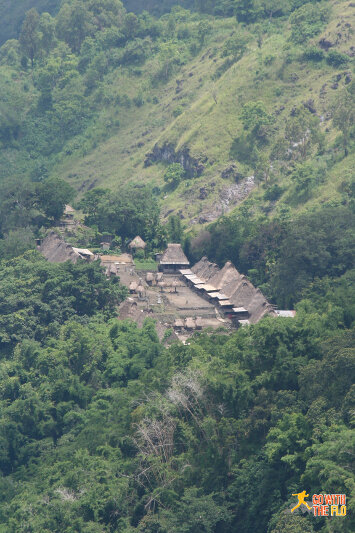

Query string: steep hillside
[1,0,353,232]
[0,1,353,237]
[54,2,355,225]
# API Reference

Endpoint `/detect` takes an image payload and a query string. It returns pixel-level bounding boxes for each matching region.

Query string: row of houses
[180,257,288,326]
[174,317,204,331]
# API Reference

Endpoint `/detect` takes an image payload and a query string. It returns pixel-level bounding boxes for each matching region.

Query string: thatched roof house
[192,256,277,325]
[64,205,75,215]
[159,244,190,272]
[129,236,147,250]
[185,317,196,330]
[39,232,93,263]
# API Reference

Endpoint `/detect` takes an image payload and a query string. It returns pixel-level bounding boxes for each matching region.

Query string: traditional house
[63,205,75,221]
[60,205,76,228]
[100,254,133,275]
[192,257,277,324]
[174,318,184,331]
[39,232,95,263]
[129,236,147,255]
[129,282,138,294]
[159,244,190,273]
[146,272,155,286]
[185,317,196,330]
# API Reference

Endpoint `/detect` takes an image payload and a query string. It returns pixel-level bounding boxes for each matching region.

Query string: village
[37,205,294,343]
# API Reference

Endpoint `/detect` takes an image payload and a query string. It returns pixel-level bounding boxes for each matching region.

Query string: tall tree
[56,1,95,53]
[36,178,75,221]
[19,8,40,67]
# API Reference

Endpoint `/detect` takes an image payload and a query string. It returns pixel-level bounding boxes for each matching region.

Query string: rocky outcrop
[191,176,256,225]
[221,164,243,181]
[144,142,206,177]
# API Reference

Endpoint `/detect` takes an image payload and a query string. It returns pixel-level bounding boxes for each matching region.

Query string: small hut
[159,244,190,273]
[129,236,147,255]
[185,317,196,331]
[129,281,138,294]
[137,285,146,299]
[146,272,155,286]
[174,318,184,331]
[64,205,75,219]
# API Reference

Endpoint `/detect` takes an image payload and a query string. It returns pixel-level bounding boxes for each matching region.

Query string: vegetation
[0,1,354,531]
[0,250,353,532]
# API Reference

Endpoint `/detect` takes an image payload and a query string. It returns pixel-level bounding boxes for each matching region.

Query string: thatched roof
[137,285,146,295]
[64,205,75,214]
[195,317,204,329]
[39,232,83,263]
[191,256,219,282]
[191,256,276,325]
[129,236,147,249]
[174,318,184,328]
[160,244,190,265]
[185,317,196,329]
[129,282,138,292]
[146,272,154,282]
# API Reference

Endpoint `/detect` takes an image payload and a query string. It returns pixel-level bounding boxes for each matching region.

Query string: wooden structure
[129,236,147,254]
[159,244,190,273]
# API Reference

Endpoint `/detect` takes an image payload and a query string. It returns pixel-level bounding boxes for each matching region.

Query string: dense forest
[0,0,354,531]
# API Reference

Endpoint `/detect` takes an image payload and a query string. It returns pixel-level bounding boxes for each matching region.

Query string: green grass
[134,259,158,271]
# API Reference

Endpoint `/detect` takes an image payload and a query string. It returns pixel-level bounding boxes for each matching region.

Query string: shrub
[290,3,329,44]
[173,106,184,118]
[326,50,349,67]
[264,184,284,201]
[302,46,325,62]
[164,163,186,188]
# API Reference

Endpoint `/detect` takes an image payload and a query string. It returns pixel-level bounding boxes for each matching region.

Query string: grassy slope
[1,1,354,229]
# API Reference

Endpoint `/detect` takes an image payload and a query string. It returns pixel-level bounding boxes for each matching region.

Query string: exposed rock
[303,99,316,114]
[199,187,208,200]
[345,71,352,84]
[319,84,327,99]
[145,142,206,177]
[275,105,285,115]
[319,38,334,50]
[190,176,255,225]
[221,164,243,182]
[331,82,339,90]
